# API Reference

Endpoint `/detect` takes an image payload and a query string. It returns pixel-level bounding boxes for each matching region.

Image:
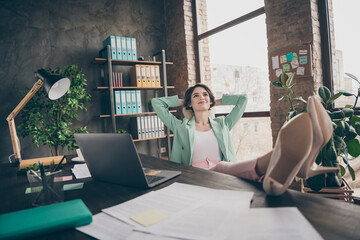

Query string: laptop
[74,133,181,188]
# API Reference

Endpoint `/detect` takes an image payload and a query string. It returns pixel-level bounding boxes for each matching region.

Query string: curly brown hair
[184,83,215,111]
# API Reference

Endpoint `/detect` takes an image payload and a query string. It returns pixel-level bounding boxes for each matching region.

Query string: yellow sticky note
[130,210,169,227]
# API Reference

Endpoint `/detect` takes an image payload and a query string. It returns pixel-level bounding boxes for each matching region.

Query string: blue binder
[130,90,136,114]
[131,38,137,61]
[126,37,132,61]
[103,36,117,59]
[120,91,127,114]
[115,36,122,60]
[114,90,122,114]
[125,90,132,114]
[121,37,127,60]
[136,90,142,113]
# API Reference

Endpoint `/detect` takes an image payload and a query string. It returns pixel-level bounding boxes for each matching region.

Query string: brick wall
[164,0,211,98]
[196,0,211,87]
[265,0,324,144]
[164,0,195,98]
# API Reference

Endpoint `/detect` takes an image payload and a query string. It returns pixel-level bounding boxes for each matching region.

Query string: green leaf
[342,156,348,165]
[348,165,356,181]
[306,174,325,192]
[344,128,357,141]
[287,111,297,120]
[281,87,292,94]
[326,173,342,187]
[339,165,345,176]
[347,139,360,157]
[342,108,353,118]
[350,115,360,128]
[323,138,337,164]
[334,121,345,137]
[355,122,360,135]
[280,74,289,86]
[327,92,343,105]
[294,96,307,103]
[272,81,283,87]
[332,110,344,120]
[344,104,353,108]
[318,86,331,103]
[288,84,295,89]
[285,72,296,87]
[338,91,354,97]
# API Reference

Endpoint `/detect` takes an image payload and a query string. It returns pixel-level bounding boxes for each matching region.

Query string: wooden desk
[1,154,359,240]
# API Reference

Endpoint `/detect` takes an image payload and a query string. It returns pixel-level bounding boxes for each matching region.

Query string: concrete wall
[0,0,167,163]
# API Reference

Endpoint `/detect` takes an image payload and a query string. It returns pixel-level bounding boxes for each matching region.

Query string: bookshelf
[94,46,173,159]
[99,110,176,118]
[96,86,175,90]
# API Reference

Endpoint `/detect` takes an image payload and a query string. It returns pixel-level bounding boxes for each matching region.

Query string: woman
[152,83,338,195]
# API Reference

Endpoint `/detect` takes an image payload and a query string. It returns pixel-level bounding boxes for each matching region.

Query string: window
[195,0,272,161]
[329,0,360,196]
[332,0,360,108]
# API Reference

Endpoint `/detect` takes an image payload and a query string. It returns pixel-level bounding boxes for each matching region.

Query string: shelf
[96,48,172,159]
[133,134,174,142]
[100,110,176,118]
[92,58,173,66]
[96,86,175,90]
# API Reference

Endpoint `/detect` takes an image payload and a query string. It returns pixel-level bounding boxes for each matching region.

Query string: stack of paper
[76,183,323,240]
[72,164,91,179]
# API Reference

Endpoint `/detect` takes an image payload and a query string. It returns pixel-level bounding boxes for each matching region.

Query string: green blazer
[152,94,247,165]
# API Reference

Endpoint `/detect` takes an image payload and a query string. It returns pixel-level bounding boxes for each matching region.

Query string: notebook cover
[0,199,92,239]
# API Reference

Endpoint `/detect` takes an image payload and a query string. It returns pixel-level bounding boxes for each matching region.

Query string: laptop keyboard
[146,175,166,184]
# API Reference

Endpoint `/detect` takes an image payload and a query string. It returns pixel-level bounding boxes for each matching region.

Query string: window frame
[193,0,268,117]
[320,0,360,112]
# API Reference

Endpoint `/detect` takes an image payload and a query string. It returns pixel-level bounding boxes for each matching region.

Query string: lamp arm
[6,79,44,121]
[6,79,44,163]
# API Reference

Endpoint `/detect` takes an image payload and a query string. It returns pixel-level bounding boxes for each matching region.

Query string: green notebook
[0,199,92,239]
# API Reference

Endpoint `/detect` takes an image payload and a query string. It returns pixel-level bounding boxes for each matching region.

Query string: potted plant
[18,65,91,156]
[272,73,360,194]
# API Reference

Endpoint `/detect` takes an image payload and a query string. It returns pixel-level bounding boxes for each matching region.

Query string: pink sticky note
[54,175,73,182]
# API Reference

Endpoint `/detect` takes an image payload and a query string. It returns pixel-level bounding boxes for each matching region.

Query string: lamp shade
[36,69,71,100]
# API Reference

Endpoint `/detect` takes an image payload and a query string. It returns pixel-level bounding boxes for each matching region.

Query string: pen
[50,160,54,173]
[54,156,66,172]
[38,161,48,192]
[30,169,42,181]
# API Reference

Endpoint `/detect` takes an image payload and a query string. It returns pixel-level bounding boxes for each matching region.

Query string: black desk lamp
[6,69,71,169]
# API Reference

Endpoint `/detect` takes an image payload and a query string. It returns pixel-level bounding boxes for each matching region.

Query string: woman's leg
[254,151,272,176]
[210,151,272,181]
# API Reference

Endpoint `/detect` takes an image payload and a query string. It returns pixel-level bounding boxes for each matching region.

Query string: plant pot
[301,178,354,202]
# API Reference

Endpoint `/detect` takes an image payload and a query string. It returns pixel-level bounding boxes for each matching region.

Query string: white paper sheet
[78,183,322,240]
[103,183,253,240]
[139,197,249,240]
[102,189,205,227]
[71,163,91,179]
[272,56,280,69]
[126,232,178,240]
[226,207,323,240]
[76,213,134,240]
[76,213,176,240]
